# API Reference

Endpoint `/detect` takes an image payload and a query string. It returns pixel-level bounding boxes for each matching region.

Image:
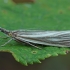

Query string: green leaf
[0,0,70,65]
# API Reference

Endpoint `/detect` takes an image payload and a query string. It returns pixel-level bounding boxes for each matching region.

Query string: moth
[0,27,70,49]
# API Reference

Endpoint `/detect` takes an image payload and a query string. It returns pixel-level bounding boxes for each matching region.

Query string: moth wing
[13,30,70,47]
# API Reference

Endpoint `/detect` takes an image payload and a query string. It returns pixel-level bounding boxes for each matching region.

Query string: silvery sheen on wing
[0,27,70,49]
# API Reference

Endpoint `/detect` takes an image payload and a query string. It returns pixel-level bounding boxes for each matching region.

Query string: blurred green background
[0,0,70,70]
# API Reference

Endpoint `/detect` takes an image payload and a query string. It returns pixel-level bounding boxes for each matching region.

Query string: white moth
[0,27,70,49]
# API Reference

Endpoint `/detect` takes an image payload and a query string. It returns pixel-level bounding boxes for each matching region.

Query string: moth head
[8,32,13,37]
[8,32,16,37]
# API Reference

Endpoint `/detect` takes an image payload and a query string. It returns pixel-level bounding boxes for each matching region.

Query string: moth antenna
[0,27,10,35]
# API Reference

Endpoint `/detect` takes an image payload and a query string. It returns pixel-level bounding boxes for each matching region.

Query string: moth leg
[23,41,42,49]
[3,37,9,39]
[0,36,9,39]
[1,39,12,46]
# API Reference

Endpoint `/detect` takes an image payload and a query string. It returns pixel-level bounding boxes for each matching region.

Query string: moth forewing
[0,27,70,48]
[14,30,70,47]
